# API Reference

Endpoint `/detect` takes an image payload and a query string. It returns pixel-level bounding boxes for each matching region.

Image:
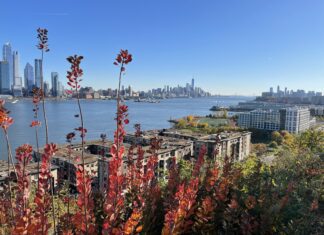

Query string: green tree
[176,119,187,129]
[187,115,194,122]
[178,159,193,182]
[296,130,324,153]
[269,141,278,148]
[271,131,283,145]
[253,143,268,156]
[198,122,209,129]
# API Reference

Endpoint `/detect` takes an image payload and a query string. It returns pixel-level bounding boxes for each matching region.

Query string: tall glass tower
[51,72,59,97]
[34,59,42,88]
[0,61,10,94]
[2,43,13,90]
[24,63,35,93]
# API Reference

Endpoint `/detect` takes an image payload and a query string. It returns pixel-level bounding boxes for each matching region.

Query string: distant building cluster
[258,85,324,105]
[0,42,64,97]
[1,42,213,99]
[70,78,211,100]
[235,85,323,133]
[238,107,316,133]
[144,78,211,98]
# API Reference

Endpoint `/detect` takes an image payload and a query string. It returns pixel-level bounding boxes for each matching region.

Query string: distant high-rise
[12,51,22,96]
[0,61,10,94]
[24,63,34,93]
[51,72,59,97]
[186,83,190,94]
[128,85,132,96]
[270,87,273,94]
[57,81,63,97]
[2,43,13,89]
[191,78,195,90]
[44,81,50,96]
[34,59,42,88]
[277,85,280,94]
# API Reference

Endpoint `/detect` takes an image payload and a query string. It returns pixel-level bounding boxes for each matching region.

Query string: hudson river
[0,96,253,159]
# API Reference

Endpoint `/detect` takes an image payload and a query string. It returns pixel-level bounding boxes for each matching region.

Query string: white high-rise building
[284,107,310,134]
[12,51,22,96]
[238,107,312,134]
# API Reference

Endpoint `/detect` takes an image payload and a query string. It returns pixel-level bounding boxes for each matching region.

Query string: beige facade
[162,129,251,162]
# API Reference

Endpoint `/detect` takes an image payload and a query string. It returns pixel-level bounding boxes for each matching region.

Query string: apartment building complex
[238,107,315,133]
[161,129,251,162]
[85,136,193,191]
[0,160,58,191]
[5,128,250,192]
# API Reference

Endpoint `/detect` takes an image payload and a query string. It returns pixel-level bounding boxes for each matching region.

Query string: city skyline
[1,42,323,97]
[0,42,323,97]
[1,0,324,95]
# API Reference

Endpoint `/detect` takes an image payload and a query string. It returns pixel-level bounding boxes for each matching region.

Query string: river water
[0,96,253,160]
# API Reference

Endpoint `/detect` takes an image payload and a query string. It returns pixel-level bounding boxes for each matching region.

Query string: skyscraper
[34,59,42,88]
[191,78,195,90]
[44,81,50,96]
[12,51,22,96]
[0,61,10,94]
[58,81,63,97]
[51,72,59,97]
[2,43,13,89]
[24,63,34,93]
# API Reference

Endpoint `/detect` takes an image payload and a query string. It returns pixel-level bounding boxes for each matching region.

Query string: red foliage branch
[66,54,94,234]
[29,143,58,234]
[11,145,33,234]
[102,50,132,234]
[14,145,33,215]
[0,99,17,222]
[72,165,96,234]
[162,145,206,235]
[103,106,128,234]
[102,144,125,234]
[0,99,14,130]
[103,107,128,234]
[123,136,159,234]
[164,157,180,210]
[123,207,143,235]
[36,28,50,144]
[37,28,50,52]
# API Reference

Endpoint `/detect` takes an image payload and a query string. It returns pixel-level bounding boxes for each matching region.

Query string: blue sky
[0,0,324,95]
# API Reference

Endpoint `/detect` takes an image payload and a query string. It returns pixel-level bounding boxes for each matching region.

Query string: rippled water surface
[0,96,254,159]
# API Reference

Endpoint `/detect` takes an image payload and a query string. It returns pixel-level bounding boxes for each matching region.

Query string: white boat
[12,99,19,104]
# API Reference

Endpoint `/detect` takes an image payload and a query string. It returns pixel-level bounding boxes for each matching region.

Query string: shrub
[269,141,278,148]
